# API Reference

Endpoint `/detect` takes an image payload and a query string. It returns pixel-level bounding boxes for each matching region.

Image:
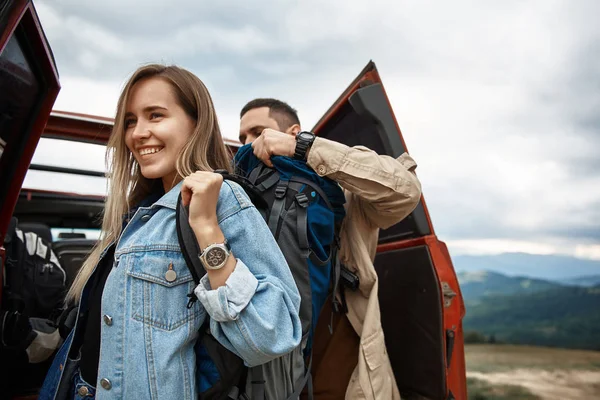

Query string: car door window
[0,32,40,162]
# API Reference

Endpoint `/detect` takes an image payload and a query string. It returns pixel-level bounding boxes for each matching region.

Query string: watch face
[299,131,313,141]
[206,247,227,268]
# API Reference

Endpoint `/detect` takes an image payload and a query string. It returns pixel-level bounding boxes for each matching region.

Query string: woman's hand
[181,171,236,288]
[181,171,223,235]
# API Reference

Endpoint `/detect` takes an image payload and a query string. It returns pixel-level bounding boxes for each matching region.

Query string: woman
[39,65,302,399]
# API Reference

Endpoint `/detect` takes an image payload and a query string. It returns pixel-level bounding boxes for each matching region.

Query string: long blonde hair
[66,64,232,304]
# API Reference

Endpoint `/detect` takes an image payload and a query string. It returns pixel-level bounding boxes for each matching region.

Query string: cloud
[29,0,600,258]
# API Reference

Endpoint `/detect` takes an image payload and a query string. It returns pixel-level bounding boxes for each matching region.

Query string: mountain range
[457,269,600,350]
[452,252,600,282]
[458,270,564,302]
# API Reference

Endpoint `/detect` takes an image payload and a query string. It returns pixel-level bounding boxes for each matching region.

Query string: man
[239,98,421,399]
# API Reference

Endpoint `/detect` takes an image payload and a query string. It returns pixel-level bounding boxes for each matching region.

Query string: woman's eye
[149,112,164,120]
[124,118,136,128]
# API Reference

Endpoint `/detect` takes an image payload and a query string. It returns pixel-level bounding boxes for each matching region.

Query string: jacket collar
[153,181,183,210]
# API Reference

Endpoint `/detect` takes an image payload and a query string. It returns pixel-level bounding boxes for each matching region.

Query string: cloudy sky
[23,0,600,261]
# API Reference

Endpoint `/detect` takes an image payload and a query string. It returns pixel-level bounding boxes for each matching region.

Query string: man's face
[239,107,282,145]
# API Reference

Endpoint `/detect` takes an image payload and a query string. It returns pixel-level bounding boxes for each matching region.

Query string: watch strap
[294,132,315,160]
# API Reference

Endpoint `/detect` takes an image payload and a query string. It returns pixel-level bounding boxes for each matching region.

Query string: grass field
[465,344,600,400]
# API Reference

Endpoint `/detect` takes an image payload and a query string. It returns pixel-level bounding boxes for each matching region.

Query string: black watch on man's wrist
[294,131,316,160]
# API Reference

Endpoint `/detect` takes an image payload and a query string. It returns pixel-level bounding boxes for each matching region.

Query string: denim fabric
[38,330,75,400]
[73,370,96,399]
[39,180,301,399]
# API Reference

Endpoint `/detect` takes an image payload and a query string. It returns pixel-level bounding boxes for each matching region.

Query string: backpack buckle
[295,193,309,208]
[275,185,288,199]
[186,292,198,309]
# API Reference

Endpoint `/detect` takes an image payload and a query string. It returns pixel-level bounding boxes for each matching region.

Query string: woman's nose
[131,121,151,140]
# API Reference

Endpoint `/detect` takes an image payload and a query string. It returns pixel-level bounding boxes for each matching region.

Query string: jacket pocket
[360,331,393,399]
[125,250,199,331]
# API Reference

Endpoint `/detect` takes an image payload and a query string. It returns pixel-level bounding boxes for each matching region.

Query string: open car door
[0,0,60,303]
[0,1,60,396]
[313,61,466,400]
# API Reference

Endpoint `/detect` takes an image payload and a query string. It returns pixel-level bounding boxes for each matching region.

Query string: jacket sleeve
[307,137,422,229]
[194,184,302,367]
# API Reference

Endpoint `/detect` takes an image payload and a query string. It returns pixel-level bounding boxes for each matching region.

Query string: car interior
[13,189,103,290]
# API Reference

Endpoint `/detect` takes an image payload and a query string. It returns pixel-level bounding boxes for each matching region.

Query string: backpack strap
[330,245,344,314]
[308,244,338,267]
[295,193,310,258]
[177,193,250,399]
[200,322,247,399]
[289,178,346,315]
[267,180,289,237]
[286,356,314,400]
[256,171,280,192]
[245,164,280,193]
[175,193,206,308]
[288,177,346,317]
[214,170,269,211]
[250,368,266,400]
[248,163,265,185]
[289,176,334,210]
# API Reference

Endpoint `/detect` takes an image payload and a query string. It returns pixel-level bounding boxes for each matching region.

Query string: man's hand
[251,128,296,167]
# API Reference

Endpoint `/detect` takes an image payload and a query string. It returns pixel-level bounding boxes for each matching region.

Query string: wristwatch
[199,239,231,270]
[294,131,316,160]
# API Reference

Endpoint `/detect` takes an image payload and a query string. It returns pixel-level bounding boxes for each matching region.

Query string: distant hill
[458,270,563,302]
[452,253,600,281]
[562,275,600,287]
[463,284,600,351]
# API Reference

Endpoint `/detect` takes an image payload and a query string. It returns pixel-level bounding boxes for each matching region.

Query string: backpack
[176,145,346,400]
[1,218,65,397]
[2,217,66,320]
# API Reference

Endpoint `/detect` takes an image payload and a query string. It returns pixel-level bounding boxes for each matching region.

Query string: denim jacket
[39,180,302,400]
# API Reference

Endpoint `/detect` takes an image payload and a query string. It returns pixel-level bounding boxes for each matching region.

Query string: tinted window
[317,100,389,156]
[316,84,431,242]
[0,32,40,162]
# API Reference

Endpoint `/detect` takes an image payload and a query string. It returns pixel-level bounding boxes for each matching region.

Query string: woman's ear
[287,124,301,136]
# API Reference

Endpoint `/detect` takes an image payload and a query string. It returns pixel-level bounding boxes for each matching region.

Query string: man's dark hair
[240,98,300,131]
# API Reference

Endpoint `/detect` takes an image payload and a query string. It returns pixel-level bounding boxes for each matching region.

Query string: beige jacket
[307,137,422,400]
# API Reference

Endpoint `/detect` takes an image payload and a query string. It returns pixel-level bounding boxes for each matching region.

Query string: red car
[0,1,467,398]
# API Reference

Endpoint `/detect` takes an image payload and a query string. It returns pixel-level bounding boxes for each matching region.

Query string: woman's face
[124,77,195,191]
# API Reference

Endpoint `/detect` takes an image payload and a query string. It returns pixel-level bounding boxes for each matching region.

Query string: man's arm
[250,129,422,230]
[307,137,421,229]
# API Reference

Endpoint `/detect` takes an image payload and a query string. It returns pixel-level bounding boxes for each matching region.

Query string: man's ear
[287,124,301,136]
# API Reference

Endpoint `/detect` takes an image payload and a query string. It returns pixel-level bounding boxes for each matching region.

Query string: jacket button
[77,386,89,396]
[141,214,151,222]
[103,315,113,326]
[317,165,327,175]
[100,378,112,390]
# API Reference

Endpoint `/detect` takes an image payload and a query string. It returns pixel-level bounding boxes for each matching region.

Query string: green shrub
[467,378,541,400]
